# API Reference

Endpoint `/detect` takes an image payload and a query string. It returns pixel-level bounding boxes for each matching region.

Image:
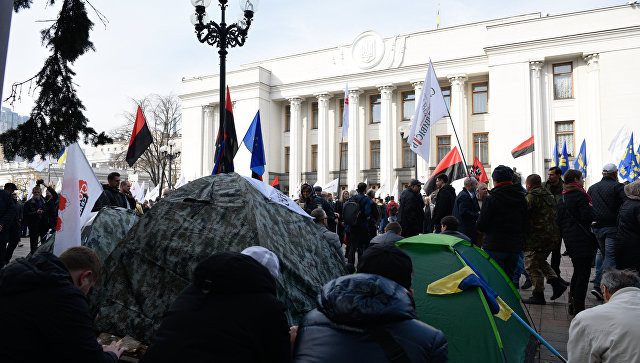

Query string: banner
[54,143,102,256]
[323,178,339,194]
[243,176,311,218]
[408,59,449,164]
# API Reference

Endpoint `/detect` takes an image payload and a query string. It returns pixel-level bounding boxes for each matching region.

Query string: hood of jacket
[489,183,525,206]
[192,251,276,296]
[0,253,73,296]
[317,273,416,326]
[625,180,640,200]
[527,185,553,199]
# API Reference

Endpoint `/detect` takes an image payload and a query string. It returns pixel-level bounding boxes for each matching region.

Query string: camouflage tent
[94,173,348,344]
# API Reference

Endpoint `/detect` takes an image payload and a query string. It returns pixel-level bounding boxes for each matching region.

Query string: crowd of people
[0,162,638,362]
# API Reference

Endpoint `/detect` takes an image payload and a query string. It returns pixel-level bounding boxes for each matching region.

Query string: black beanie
[357,243,413,290]
[491,165,514,183]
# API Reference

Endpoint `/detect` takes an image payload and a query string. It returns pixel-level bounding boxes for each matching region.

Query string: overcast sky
[2,0,622,133]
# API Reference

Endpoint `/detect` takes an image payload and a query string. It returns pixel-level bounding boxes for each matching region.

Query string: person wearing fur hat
[615,180,640,273]
[476,165,528,283]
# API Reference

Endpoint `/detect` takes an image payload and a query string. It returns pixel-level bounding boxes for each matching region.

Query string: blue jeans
[512,251,530,284]
[593,227,617,288]
[484,250,519,283]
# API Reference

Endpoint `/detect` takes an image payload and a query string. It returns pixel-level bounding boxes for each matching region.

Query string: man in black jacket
[476,165,528,283]
[398,179,425,238]
[0,247,124,362]
[452,177,479,244]
[0,185,16,267]
[293,243,448,362]
[587,163,626,300]
[24,183,51,253]
[95,172,130,210]
[141,250,292,363]
[432,174,456,233]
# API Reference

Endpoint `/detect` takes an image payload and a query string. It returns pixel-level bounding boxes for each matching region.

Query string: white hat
[241,246,280,279]
[602,163,617,173]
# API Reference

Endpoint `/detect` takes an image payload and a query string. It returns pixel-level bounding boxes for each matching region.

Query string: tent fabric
[397,234,531,363]
[93,173,348,344]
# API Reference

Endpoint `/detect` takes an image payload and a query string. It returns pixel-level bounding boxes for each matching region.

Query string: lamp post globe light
[190,0,259,141]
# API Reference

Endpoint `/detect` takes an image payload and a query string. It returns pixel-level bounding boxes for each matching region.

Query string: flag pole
[336,136,343,233]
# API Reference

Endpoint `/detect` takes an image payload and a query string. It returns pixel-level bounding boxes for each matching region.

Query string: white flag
[54,143,102,256]
[146,184,160,201]
[391,176,399,198]
[174,174,186,189]
[138,181,146,202]
[608,125,632,163]
[408,59,450,164]
[26,179,36,199]
[323,178,339,194]
[130,181,142,202]
[341,82,349,139]
[29,155,51,172]
[243,176,311,218]
[55,178,62,193]
[375,181,387,198]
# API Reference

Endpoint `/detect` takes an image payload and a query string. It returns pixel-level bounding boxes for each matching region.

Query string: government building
[180,4,640,198]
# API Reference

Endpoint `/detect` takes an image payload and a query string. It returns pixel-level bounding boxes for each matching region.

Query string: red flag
[511,136,534,159]
[469,157,488,183]
[212,87,239,174]
[270,176,279,187]
[424,147,466,195]
[126,106,153,167]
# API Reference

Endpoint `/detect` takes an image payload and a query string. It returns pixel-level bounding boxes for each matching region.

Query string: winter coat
[398,187,425,238]
[476,183,528,253]
[23,196,48,232]
[432,184,456,227]
[95,184,130,210]
[587,176,626,228]
[314,223,342,254]
[301,184,336,231]
[293,273,448,363]
[141,252,291,363]
[543,179,564,202]
[524,186,560,252]
[44,186,59,231]
[441,229,471,242]
[0,253,118,363]
[370,231,404,246]
[615,181,640,272]
[557,186,597,258]
[0,190,16,243]
[452,190,479,244]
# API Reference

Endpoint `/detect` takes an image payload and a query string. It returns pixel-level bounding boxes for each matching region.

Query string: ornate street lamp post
[160,141,181,189]
[190,0,258,134]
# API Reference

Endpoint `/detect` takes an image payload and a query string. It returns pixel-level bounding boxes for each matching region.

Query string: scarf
[493,181,513,188]
[563,182,592,205]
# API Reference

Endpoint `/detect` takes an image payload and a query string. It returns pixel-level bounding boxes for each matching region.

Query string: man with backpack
[342,183,375,267]
[387,196,398,223]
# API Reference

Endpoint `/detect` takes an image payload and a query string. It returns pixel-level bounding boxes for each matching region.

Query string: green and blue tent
[398,233,533,362]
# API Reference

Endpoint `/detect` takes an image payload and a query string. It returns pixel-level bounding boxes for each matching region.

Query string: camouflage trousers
[524,250,558,294]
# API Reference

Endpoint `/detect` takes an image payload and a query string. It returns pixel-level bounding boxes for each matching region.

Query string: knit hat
[624,180,640,201]
[356,243,413,290]
[492,165,514,183]
[241,246,280,279]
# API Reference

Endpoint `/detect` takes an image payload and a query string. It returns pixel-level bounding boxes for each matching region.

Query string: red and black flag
[425,146,467,195]
[212,87,239,174]
[126,106,153,167]
[270,176,280,190]
[469,157,488,183]
[511,136,534,159]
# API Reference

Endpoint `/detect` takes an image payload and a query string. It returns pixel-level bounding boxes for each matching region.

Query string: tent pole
[512,312,567,362]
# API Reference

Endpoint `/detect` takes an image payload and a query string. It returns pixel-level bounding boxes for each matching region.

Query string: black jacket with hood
[556,185,596,258]
[615,182,640,271]
[0,253,118,363]
[432,184,456,227]
[293,273,448,363]
[587,176,626,228]
[141,252,291,363]
[476,183,528,253]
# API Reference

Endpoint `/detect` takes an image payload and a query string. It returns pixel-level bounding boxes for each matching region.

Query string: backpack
[389,203,398,216]
[343,196,364,227]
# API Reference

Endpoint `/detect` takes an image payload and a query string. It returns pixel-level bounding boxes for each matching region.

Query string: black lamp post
[160,141,181,189]
[190,0,258,133]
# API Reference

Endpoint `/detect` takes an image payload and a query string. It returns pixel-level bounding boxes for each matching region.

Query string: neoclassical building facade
[180,5,640,197]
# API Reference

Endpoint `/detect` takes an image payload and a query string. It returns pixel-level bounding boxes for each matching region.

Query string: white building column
[378,84,395,195]
[315,92,331,187]
[347,88,361,189]
[530,61,545,176]
[584,53,602,181]
[412,80,428,179]
[202,105,215,176]
[289,97,303,193]
[448,74,468,157]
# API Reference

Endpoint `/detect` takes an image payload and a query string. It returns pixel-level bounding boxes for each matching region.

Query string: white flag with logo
[323,178,339,194]
[146,184,160,201]
[54,143,102,256]
[243,176,311,218]
[131,181,142,202]
[376,181,388,198]
[137,181,146,202]
[408,60,450,164]
[29,155,51,172]
[342,83,349,139]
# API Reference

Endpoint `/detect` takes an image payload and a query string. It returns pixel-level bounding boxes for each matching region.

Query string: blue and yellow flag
[427,265,513,321]
[552,142,559,167]
[57,146,67,165]
[558,141,569,175]
[636,143,640,166]
[573,139,587,178]
[619,133,640,182]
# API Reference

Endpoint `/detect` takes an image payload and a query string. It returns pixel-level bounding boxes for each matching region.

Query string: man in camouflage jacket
[522,174,567,305]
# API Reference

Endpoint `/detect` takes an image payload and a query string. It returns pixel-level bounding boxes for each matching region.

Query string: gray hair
[464,177,478,187]
[601,269,640,295]
[476,182,487,190]
[310,207,327,223]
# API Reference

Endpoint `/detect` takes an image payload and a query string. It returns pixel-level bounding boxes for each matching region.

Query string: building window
[402,138,415,168]
[339,99,344,127]
[311,102,318,129]
[437,135,451,163]
[370,140,380,169]
[555,121,575,156]
[370,94,381,124]
[553,62,573,100]
[472,82,488,114]
[339,142,348,169]
[284,147,290,172]
[311,144,318,171]
[473,133,489,164]
[442,86,451,111]
[284,105,291,132]
[402,91,415,121]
